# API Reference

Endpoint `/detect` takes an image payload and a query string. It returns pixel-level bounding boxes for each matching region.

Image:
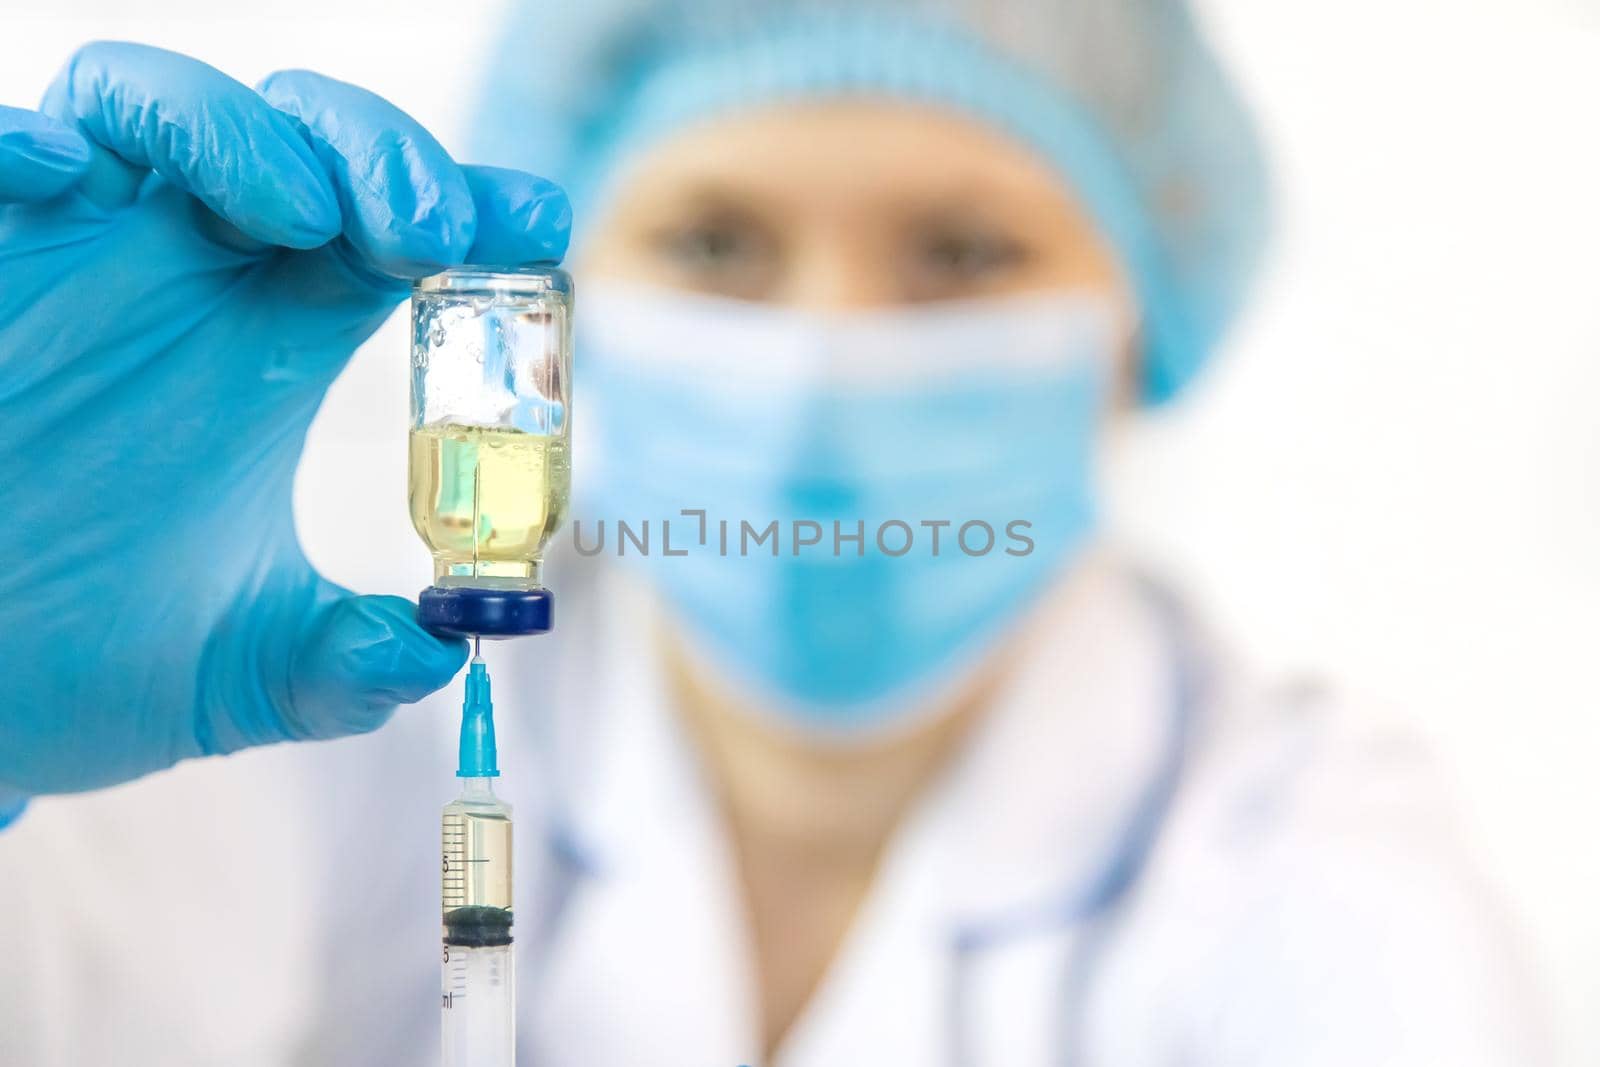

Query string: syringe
[441,656,514,1067]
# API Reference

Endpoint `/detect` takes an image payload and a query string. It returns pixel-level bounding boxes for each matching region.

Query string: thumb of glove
[283,593,468,741]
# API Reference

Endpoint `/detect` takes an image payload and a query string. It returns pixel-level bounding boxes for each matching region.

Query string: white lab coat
[0,553,1545,1066]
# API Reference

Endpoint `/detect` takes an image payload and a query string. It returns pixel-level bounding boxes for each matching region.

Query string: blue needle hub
[456,659,499,778]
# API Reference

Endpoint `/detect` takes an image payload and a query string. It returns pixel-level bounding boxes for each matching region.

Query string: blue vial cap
[457,660,499,778]
[419,585,553,638]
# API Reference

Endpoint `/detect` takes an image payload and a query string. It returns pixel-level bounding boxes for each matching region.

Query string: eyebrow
[655,181,783,218]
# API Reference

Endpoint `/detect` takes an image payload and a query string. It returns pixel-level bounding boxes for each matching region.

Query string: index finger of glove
[39,41,341,248]
[257,69,476,280]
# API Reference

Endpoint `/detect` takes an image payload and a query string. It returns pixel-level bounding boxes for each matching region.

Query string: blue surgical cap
[472,0,1270,403]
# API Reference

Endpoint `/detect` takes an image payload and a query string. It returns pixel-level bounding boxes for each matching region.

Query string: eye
[903,222,1031,297]
[651,216,777,275]
[919,230,1026,277]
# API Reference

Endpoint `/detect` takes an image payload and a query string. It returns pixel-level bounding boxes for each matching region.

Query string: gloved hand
[0,43,571,803]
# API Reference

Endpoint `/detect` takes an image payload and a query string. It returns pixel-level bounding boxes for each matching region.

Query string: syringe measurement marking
[443,814,486,906]
[443,815,467,905]
[442,958,469,1009]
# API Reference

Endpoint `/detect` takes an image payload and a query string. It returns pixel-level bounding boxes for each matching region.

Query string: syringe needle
[473,634,481,660]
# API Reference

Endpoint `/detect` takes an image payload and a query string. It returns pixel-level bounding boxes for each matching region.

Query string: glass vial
[410,266,573,637]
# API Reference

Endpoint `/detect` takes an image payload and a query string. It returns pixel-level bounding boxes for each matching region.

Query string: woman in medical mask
[465,2,1544,1064]
[0,2,1547,1065]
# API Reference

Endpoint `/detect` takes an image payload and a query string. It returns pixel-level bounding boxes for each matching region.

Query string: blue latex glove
[0,43,571,805]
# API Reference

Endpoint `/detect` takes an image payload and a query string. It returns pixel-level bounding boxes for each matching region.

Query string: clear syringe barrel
[442,776,514,1067]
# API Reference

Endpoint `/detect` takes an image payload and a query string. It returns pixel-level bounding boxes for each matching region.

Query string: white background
[1,1,1596,1062]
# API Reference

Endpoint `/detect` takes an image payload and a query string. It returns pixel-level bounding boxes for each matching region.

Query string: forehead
[600,100,1085,217]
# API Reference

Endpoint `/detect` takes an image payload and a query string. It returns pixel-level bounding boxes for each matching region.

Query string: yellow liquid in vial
[409,424,571,582]
[441,802,512,913]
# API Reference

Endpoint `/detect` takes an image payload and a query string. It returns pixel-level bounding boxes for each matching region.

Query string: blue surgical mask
[577,283,1115,734]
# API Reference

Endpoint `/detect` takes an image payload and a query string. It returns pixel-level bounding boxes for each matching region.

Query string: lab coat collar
[897,555,1184,935]
[555,550,1188,934]
[524,552,1194,1065]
